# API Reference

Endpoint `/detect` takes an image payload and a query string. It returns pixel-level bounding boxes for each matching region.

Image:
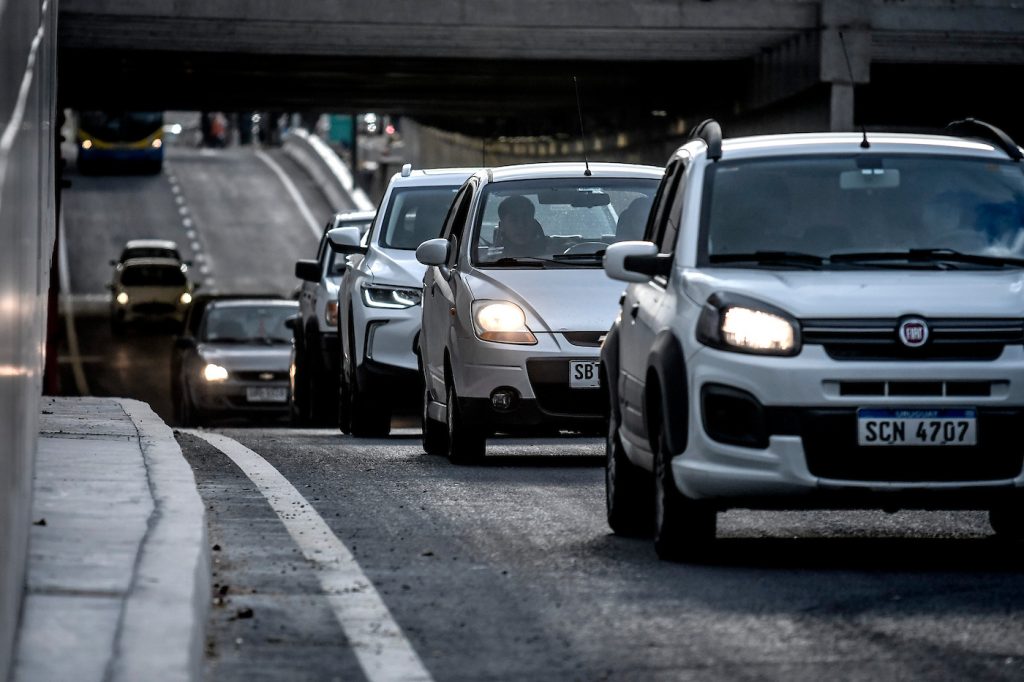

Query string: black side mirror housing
[295,259,321,282]
[284,314,300,331]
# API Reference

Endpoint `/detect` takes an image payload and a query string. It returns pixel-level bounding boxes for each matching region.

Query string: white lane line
[185,431,433,682]
[255,149,322,239]
[182,217,193,228]
[57,210,90,396]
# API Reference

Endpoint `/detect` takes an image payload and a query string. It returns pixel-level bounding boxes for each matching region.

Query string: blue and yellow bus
[76,111,164,174]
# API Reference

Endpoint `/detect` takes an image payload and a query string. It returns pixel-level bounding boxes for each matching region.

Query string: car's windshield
[200,304,296,343]
[379,186,459,250]
[120,265,186,286]
[121,247,180,261]
[472,177,658,268]
[701,155,1024,268]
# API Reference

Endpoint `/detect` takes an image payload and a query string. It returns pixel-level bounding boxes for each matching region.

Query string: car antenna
[838,31,869,149]
[572,76,592,176]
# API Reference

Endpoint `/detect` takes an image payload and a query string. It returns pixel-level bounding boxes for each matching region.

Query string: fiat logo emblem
[898,318,929,347]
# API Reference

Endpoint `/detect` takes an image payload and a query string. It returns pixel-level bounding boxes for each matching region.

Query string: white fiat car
[416,162,662,462]
[330,165,477,436]
[602,118,1024,561]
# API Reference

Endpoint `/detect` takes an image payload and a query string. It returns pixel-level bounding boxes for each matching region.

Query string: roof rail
[945,118,1022,162]
[688,119,722,161]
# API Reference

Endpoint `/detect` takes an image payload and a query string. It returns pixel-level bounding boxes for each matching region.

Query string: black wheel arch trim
[599,321,621,422]
[645,331,688,456]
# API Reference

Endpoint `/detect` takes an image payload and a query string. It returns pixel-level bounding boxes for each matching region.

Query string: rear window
[120,265,186,286]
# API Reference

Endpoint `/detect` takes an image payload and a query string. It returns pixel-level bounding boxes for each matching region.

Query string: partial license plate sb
[246,387,288,403]
[857,408,977,446]
[569,361,600,389]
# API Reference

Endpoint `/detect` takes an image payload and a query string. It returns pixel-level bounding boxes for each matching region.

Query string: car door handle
[629,303,640,319]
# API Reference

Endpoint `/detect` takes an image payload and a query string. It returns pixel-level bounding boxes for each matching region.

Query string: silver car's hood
[197,344,291,371]
[682,268,1024,318]
[465,268,624,332]
[366,247,425,288]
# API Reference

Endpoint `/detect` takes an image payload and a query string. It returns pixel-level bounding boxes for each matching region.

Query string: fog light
[490,387,518,411]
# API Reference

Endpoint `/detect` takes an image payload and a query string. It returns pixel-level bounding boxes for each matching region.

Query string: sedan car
[109,256,197,333]
[416,162,662,462]
[111,238,186,266]
[173,297,298,426]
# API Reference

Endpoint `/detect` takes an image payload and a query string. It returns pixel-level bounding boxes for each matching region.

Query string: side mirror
[295,259,321,282]
[109,259,118,266]
[327,226,366,255]
[284,314,299,331]
[604,241,671,282]
[416,238,450,267]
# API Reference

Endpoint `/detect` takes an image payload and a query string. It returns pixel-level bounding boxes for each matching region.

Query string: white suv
[332,165,477,436]
[416,162,662,462]
[602,118,1024,561]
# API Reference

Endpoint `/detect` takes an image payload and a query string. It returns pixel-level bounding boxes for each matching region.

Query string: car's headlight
[361,284,422,309]
[179,292,192,305]
[471,300,537,345]
[325,300,339,326]
[116,292,129,305]
[202,364,229,382]
[696,294,799,356]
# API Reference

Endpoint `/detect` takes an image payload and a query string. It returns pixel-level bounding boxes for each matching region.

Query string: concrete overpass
[58,0,1024,137]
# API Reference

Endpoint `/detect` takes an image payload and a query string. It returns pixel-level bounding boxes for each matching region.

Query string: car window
[471,177,658,268]
[120,264,186,286]
[200,304,297,343]
[379,186,460,250]
[699,155,1024,267]
[443,184,474,267]
[646,159,684,247]
[121,247,180,261]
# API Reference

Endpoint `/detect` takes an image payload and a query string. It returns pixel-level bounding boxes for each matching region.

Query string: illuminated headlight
[116,292,129,305]
[697,294,799,356]
[202,364,229,382]
[179,292,192,305]
[361,284,421,309]
[325,300,339,326]
[472,300,537,345]
[81,140,93,150]
[152,138,163,149]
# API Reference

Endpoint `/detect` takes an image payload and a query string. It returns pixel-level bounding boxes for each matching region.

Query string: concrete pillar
[820,0,872,131]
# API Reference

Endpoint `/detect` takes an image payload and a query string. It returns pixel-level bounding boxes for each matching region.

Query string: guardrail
[282,129,374,213]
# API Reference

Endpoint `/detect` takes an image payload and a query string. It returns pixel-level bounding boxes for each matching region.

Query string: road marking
[178,205,189,216]
[57,210,90,396]
[185,431,434,682]
[255,149,322,239]
[182,217,193,228]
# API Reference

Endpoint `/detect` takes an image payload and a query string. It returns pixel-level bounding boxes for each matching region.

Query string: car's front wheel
[348,371,391,438]
[446,383,485,464]
[606,417,652,536]
[422,385,448,456]
[289,342,310,426]
[653,431,716,562]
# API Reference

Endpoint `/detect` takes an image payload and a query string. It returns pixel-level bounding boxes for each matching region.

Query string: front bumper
[671,343,1024,506]
[190,376,290,415]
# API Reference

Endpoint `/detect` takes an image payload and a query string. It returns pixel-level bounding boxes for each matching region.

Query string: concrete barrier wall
[0,0,58,676]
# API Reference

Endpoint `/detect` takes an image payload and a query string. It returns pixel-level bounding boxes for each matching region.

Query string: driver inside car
[496,195,549,257]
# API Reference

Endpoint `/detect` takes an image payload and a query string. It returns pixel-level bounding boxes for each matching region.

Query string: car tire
[606,417,653,537]
[349,372,391,437]
[422,385,448,456]
[289,343,310,426]
[178,386,201,427]
[305,339,338,427]
[653,431,715,562]
[989,502,1024,540]
[110,315,125,335]
[446,383,485,464]
[337,376,352,435]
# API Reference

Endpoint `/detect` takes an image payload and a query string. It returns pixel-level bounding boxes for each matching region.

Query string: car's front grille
[234,371,288,382]
[131,302,176,314]
[797,408,1024,482]
[525,359,604,417]
[838,380,996,397]
[801,318,1023,361]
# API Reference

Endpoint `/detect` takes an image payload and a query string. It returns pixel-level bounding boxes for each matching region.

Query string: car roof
[206,298,298,309]
[386,167,480,188]
[333,209,376,224]
[120,257,186,267]
[123,239,179,250]
[483,161,664,183]
[697,132,1018,163]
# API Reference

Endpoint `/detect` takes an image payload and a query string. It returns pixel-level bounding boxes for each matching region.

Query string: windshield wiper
[552,251,605,262]
[828,248,1024,268]
[710,251,824,268]
[481,257,547,268]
